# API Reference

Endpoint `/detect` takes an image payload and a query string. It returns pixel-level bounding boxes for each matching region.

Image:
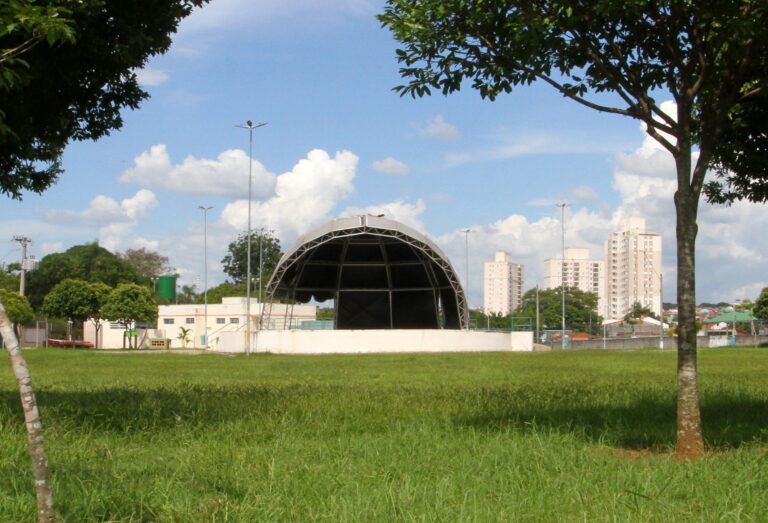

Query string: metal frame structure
[262,215,468,330]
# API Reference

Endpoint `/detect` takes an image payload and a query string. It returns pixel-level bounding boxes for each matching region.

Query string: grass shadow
[458,389,768,450]
[0,385,293,435]
[1,383,765,451]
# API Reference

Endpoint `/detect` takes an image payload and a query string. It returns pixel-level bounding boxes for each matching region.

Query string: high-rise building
[543,247,605,314]
[604,217,662,319]
[483,251,524,315]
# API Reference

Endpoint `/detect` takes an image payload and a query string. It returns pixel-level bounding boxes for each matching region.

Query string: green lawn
[1,348,767,521]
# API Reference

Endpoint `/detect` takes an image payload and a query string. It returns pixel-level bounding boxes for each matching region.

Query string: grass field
[1,347,767,521]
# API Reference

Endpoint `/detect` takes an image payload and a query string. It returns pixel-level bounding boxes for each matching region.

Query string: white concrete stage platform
[214,329,533,354]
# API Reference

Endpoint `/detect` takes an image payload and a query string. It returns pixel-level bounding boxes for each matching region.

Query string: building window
[216,318,225,324]
[230,317,239,324]
[163,318,174,325]
[185,317,195,324]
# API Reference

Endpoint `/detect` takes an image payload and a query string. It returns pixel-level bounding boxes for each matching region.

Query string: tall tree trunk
[0,304,56,522]
[674,159,705,459]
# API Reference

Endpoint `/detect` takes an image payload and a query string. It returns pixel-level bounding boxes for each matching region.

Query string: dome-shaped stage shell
[265,215,468,329]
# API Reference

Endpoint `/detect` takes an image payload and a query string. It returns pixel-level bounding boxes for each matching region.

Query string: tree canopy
[26,242,140,309]
[197,282,247,305]
[705,70,768,205]
[517,287,602,335]
[119,248,172,282]
[0,264,20,292]
[0,0,208,199]
[42,279,107,323]
[754,288,768,320]
[624,302,658,322]
[468,310,518,330]
[103,283,157,325]
[0,289,34,325]
[221,230,283,286]
[102,283,157,348]
[0,1,75,89]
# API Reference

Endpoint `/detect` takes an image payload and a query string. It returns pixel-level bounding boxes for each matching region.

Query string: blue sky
[2,0,766,308]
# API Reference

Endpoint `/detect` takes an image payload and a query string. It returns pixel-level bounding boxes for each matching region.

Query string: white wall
[83,321,164,349]
[213,329,533,354]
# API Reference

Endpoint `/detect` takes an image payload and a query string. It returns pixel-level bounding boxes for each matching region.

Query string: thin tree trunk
[0,303,56,522]
[674,164,705,459]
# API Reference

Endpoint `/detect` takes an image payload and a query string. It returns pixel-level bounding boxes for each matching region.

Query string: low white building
[84,297,317,350]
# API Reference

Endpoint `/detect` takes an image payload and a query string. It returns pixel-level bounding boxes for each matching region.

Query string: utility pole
[535,284,540,344]
[259,228,265,321]
[13,236,31,296]
[460,229,473,329]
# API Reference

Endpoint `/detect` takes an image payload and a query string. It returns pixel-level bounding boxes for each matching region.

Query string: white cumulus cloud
[121,189,159,221]
[44,190,159,253]
[372,157,410,175]
[46,191,157,226]
[419,115,459,141]
[342,199,426,231]
[120,144,277,199]
[134,68,170,86]
[220,149,358,242]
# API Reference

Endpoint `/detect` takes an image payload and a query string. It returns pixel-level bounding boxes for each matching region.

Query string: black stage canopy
[266,215,468,329]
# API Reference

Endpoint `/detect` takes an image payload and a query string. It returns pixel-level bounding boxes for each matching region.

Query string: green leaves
[754,288,768,320]
[0,288,33,324]
[42,279,110,323]
[102,283,158,326]
[0,0,209,199]
[26,242,140,310]
[518,286,603,334]
[221,231,283,285]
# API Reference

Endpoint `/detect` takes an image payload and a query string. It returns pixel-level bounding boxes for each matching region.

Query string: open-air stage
[214,215,534,355]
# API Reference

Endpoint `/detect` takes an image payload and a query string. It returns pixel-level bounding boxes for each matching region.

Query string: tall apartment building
[483,251,524,315]
[604,217,662,319]
[543,248,605,314]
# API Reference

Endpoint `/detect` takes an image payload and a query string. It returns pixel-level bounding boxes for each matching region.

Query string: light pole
[198,205,213,348]
[556,203,569,348]
[236,120,267,356]
[258,228,265,321]
[461,229,472,328]
[535,284,540,344]
[658,271,664,349]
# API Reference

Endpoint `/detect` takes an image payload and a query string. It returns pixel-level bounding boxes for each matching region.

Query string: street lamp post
[658,271,664,349]
[259,228,265,321]
[460,229,472,329]
[198,205,213,348]
[236,120,267,356]
[535,284,540,344]
[556,203,569,348]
